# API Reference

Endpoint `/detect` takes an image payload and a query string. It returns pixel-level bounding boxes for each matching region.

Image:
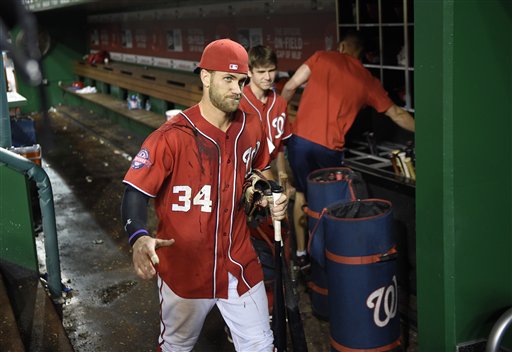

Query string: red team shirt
[123,105,271,299]
[292,51,394,151]
[240,86,292,159]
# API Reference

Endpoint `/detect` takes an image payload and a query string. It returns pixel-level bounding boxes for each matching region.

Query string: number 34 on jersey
[171,185,213,213]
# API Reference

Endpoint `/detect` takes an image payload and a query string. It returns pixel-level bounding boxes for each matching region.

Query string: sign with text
[88,5,336,72]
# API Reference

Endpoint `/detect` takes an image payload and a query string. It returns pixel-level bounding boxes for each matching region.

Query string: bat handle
[265,185,284,243]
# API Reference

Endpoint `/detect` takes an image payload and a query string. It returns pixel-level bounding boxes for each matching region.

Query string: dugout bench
[61,60,299,136]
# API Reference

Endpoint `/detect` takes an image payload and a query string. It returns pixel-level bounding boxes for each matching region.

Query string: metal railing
[0,147,63,299]
[486,307,512,352]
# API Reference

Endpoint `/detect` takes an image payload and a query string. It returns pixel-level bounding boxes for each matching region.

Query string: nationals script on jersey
[123,105,271,299]
[240,86,292,159]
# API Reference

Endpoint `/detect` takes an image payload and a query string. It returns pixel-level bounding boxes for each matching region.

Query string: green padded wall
[0,165,38,271]
[415,0,512,350]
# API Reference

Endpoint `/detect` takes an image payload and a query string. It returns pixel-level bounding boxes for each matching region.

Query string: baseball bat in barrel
[282,245,308,351]
[266,186,287,352]
[271,181,308,351]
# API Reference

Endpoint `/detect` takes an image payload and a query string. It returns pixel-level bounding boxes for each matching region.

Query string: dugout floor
[31,106,333,352]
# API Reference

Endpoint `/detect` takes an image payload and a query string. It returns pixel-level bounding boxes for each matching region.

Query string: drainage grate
[456,339,512,352]
[456,339,486,352]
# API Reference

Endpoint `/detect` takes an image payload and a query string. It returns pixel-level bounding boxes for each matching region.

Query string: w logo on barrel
[366,275,398,328]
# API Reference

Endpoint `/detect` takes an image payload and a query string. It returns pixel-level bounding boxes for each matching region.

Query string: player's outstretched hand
[132,236,175,280]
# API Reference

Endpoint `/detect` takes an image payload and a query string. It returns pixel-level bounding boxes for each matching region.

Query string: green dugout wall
[415,0,512,350]
[0,165,37,271]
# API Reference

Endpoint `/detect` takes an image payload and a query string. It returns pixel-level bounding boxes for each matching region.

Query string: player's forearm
[281,64,311,102]
[276,151,287,177]
[261,168,275,181]
[281,83,297,103]
[121,185,151,246]
[385,104,415,132]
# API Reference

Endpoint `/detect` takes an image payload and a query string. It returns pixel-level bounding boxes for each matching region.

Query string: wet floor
[32,105,332,352]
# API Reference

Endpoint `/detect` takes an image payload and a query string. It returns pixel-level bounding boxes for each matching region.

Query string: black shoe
[294,255,312,283]
[296,254,311,272]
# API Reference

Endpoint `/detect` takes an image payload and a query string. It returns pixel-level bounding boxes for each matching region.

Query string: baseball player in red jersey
[239,45,293,314]
[121,39,288,352]
[239,45,292,191]
[281,30,415,269]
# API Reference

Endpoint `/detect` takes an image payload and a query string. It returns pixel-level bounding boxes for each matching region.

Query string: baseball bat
[266,186,287,352]
[398,151,411,178]
[392,150,405,176]
[390,153,401,176]
[282,253,308,351]
[404,157,416,181]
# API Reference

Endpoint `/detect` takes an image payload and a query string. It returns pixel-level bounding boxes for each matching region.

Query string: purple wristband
[128,229,149,244]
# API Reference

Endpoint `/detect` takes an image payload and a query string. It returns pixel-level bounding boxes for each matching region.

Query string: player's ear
[200,69,212,88]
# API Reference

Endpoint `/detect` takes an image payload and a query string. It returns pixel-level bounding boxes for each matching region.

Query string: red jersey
[240,86,292,160]
[123,105,271,299]
[293,51,394,150]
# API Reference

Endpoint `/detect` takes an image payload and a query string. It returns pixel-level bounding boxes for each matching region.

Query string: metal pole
[0,50,12,148]
[403,0,411,109]
[356,0,360,31]
[378,0,384,84]
[335,0,340,43]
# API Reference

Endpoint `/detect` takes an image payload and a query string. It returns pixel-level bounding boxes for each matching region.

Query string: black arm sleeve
[121,185,151,246]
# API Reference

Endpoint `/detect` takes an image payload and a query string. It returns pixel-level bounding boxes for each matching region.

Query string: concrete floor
[32,105,333,352]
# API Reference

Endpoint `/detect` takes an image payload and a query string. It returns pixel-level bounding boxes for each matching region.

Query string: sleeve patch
[131,148,153,169]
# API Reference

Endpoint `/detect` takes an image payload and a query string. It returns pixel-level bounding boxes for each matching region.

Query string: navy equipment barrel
[305,167,366,320]
[323,199,400,351]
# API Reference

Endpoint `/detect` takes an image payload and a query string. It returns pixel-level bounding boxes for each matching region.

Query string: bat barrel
[268,185,287,351]
[272,240,287,351]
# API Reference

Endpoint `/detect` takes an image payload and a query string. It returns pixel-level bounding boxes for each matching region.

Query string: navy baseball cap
[194,39,248,74]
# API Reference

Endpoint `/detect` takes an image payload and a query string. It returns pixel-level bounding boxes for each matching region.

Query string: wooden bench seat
[74,61,202,109]
[61,87,166,130]
[65,60,299,133]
